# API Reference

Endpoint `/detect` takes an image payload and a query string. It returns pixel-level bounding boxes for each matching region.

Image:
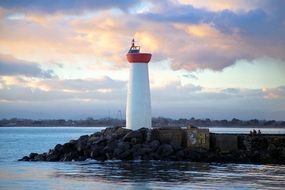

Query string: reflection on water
[1,127,285,190]
[56,161,211,183]
[54,160,285,189]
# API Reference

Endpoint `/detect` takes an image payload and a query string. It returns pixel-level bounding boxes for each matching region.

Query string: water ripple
[52,160,285,189]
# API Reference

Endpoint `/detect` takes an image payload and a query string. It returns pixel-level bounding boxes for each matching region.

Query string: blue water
[0,127,285,190]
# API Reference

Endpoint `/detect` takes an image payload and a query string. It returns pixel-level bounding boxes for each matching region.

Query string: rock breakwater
[19,127,285,164]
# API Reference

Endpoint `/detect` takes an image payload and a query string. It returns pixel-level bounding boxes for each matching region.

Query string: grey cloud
[139,1,285,71]
[183,73,198,80]
[0,54,55,78]
[0,79,284,120]
[0,77,126,101]
[142,5,213,24]
[140,0,285,41]
[43,77,126,92]
[0,0,140,13]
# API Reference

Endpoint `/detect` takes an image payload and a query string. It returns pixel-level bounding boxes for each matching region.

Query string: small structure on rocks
[186,126,210,150]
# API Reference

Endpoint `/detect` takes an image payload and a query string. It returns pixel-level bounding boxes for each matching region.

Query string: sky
[0,0,285,120]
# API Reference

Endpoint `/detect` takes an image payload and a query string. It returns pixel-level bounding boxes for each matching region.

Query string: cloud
[175,0,258,11]
[0,76,126,101]
[1,0,284,73]
[141,4,213,24]
[0,54,55,78]
[262,86,285,99]
[150,82,285,119]
[0,0,140,13]
[142,1,285,41]
[0,75,284,120]
[136,1,285,71]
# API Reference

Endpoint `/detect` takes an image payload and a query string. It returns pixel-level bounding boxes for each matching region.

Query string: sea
[0,127,285,190]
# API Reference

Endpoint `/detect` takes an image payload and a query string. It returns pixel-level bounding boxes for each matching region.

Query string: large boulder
[115,127,132,138]
[76,135,89,152]
[123,130,144,144]
[157,144,174,158]
[62,142,75,154]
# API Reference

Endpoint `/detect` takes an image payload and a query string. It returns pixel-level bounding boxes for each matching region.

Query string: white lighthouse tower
[126,39,152,130]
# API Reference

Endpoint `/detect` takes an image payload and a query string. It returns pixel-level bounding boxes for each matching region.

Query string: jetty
[20,126,285,164]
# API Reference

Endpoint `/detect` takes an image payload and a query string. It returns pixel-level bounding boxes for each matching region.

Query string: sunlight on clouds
[262,87,285,100]
[25,15,53,26]
[134,32,159,52]
[0,76,51,92]
[1,76,22,86]
[0,7,8,19]
[97,88,112,93]
[176,0,256,11]
[262,88,279,99]
[30,82,51,92]
[71,15,131,66]
[0,1,284,120]
[174,23,219,38]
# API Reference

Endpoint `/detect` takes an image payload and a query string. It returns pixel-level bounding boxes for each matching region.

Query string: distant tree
[221,120,228,125]
[249,119,259,125]
[264,120,276,126]
[231,118,241,125]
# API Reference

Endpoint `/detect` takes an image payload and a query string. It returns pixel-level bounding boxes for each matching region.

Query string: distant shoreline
[0,125,109,128]
[1,117,284,128]
[1,125,284,128]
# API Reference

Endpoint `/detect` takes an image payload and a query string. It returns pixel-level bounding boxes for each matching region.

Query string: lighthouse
[126,39,152,130]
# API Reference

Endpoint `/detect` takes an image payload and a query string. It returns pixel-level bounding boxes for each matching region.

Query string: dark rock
[140,147,152,154]
[133,153,142,160]
[79,135,89,140]
[113,148,123,156]
[146,128,160,142]
[62,142,75,154]
[87,136,100,146]
[101,126,122,139]
[117,141,131,151]
[174,150,185,161]
[76,136,88,152]
[46,154,60,161]
[61,152,78,161]
[138,128,149,142]
[90,131,101,138]
[183,148,201,161]
[19,127,285,164]
[123,131,143,144]
[34,154,47,161]
[170,141,182,151]
[131,144,142,152]
[90,144,106,160]
[280,147,285,158]
[149,152,160,160]
[157,144,174,157]
[94,137,108,146]
[18,156,30,161]
[29,152,38,159]
[54,144,63,152]
[118,149,132,160]
[148,140,160,151]
[115,127,132,138]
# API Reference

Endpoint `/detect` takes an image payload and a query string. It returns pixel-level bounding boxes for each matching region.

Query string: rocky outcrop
[19,127,285,164]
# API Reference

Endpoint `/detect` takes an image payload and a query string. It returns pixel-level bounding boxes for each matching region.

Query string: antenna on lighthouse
[129,38,140,53]
[132,38,135,47]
